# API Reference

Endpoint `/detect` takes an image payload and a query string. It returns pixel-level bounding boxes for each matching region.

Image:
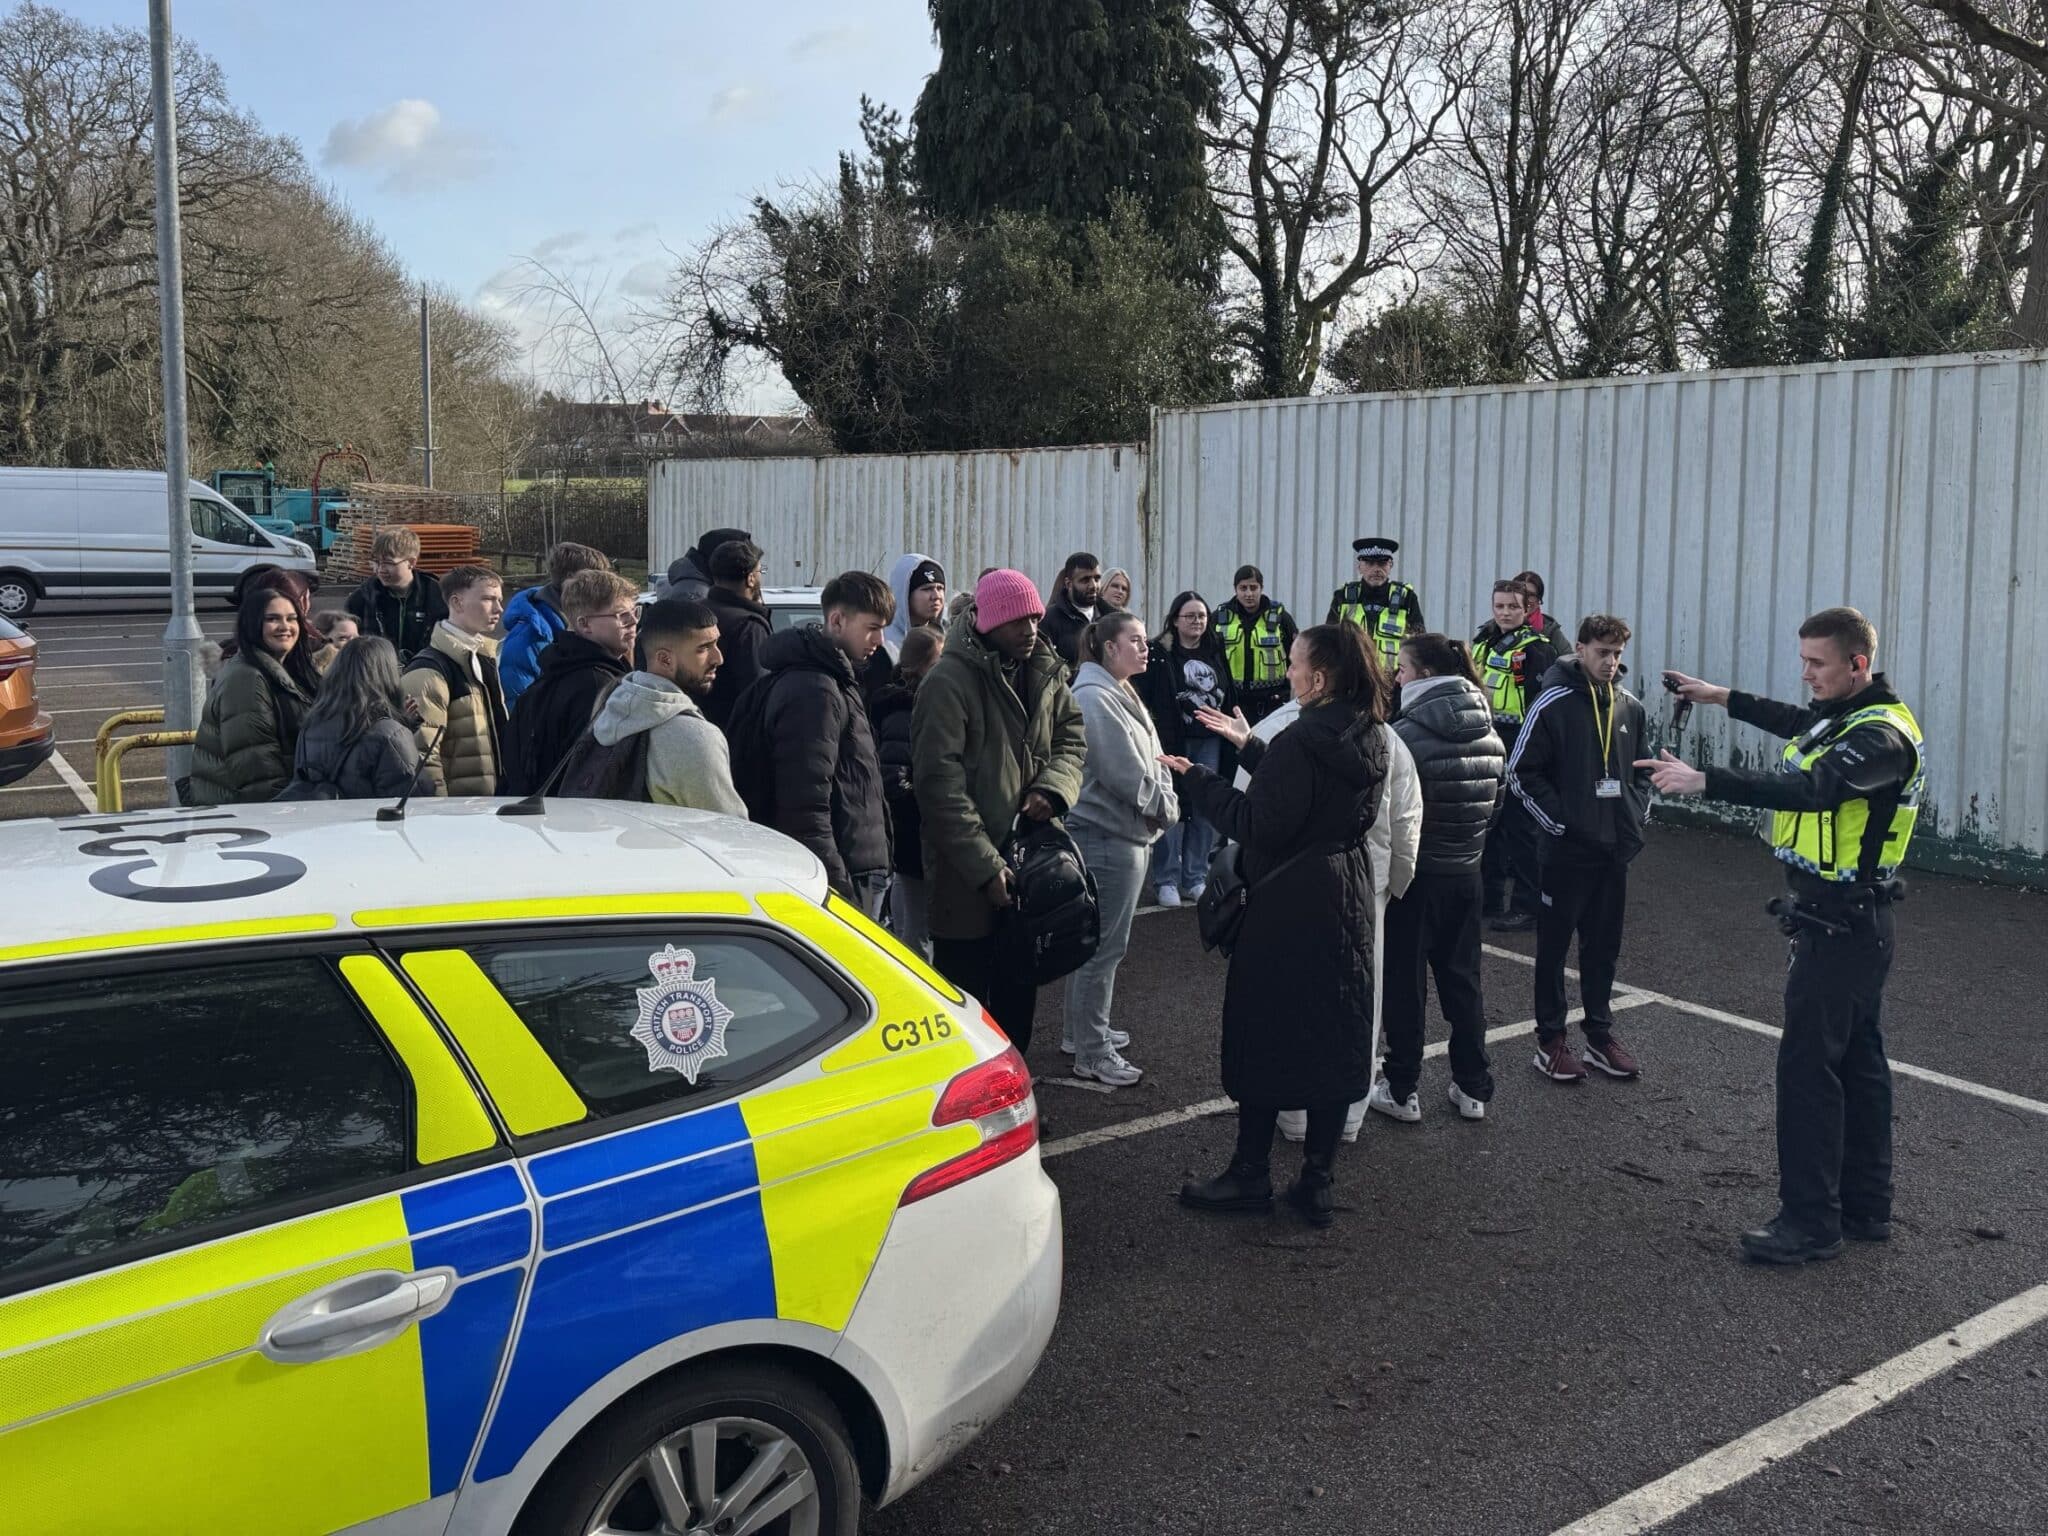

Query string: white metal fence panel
[650,444,1150,612]
[1151,352,2048,879]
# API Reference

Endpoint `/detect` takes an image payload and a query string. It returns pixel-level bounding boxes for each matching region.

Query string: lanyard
[1589,682,1615,774]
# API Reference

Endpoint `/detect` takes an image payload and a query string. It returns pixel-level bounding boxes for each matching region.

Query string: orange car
[0,614,55,787]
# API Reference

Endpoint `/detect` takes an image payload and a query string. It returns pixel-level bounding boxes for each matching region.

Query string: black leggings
[1236,1101,1346,1170]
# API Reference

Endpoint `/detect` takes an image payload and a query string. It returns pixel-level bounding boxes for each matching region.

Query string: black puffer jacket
[1393,675,1505,875]
[278,713,422,800]
[870,678,923,879]
[727,625,890,895]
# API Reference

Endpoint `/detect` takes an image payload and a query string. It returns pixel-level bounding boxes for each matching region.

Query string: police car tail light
[899,1047,1039,1206]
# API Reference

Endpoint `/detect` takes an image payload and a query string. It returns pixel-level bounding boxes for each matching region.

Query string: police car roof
[0,799,828,962]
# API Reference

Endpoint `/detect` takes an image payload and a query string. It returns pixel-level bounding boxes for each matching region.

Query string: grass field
[501,476,646,495]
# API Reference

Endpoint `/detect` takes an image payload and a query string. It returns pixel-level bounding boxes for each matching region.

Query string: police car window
[0,958,408,1284]
[471,934,850,1118]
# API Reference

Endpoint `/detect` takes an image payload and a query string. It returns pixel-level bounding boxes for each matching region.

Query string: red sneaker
[1583,1033,1641,1079]
[1532,1036,1587,1082]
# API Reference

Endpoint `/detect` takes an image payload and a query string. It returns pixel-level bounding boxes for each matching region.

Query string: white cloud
[530,230,590,265]
[620,259,672,300]
[708,86,757,125]
[788,25,869,61]
[322,98,489,194]
[614,221,660,243]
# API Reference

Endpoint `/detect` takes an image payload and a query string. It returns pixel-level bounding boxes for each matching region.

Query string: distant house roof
[538,399,823,453]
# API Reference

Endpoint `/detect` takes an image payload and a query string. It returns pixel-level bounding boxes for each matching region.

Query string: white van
[0,467,319,619]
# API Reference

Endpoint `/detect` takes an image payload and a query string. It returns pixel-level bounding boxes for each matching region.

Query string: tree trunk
[2019,165,2048,345]
[1784,4,1876,363]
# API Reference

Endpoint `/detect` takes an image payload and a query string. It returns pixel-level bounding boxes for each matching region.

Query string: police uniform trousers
[1778,890,1896,1238]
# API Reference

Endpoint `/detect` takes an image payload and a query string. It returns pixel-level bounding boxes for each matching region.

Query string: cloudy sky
[63,0,940,407]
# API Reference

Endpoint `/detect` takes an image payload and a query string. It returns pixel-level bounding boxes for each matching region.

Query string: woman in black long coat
[1163,623,1390,1226]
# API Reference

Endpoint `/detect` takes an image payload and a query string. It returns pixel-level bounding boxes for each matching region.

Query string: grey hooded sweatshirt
[587,671,747,815]
[1069,660,1179,845]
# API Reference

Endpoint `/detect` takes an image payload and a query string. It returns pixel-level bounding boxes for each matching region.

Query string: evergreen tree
[1848,146,1992,361]
[911,0,1220,285]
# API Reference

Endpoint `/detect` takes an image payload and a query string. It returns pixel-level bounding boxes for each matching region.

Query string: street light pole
[149,0,205,797]
[420,288,435,488]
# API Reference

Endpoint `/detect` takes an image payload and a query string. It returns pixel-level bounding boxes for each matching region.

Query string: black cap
[909,559,945,593]
[1353,537,1398,559]
[697,527,752,560]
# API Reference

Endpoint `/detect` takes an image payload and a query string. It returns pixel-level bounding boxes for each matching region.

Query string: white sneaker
[1341,1098,1366,1142]
[1185,881,1207,903]
[1061,1028,1130,1055]
[1367,1078,1422,1123]
[1073,1050,1144,1087]
[1448,1082,1487,1121]
[1277,1108,1306,1142]
[1155,883,1182,908]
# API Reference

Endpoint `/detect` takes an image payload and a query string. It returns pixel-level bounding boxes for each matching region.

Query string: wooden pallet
[327,485,492,580]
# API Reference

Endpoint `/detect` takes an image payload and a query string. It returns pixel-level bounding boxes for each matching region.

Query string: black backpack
[548,728,653,801]
[1001,818,1101,986]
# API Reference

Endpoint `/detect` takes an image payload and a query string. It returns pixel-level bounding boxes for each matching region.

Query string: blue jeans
[1065,824,1151,1066]
[1152,734,1221,891]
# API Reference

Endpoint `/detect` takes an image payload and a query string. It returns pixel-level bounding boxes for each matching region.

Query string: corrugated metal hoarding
[651,351,2048,879]
[1151,351,2048,880]
[650,443,1151,613]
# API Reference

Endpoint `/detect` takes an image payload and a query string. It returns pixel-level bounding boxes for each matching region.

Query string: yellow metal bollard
[93,710,194,812]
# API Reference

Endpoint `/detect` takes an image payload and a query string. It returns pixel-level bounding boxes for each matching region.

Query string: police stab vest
[1475,625,1543,722]
[1334,581,1412,663]
[1217,603,1289,689]
[1770,700,1924,883]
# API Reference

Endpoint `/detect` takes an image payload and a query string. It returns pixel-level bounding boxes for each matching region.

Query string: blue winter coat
[498,584,567,708]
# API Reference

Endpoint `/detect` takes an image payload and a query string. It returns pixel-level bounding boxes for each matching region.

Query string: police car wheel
[519,1361,861,1536]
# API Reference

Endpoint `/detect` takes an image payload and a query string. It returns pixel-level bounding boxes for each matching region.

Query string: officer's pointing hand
[1636,749,1707,797]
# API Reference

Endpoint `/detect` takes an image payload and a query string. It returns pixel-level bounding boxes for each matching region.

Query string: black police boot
[1842,1213,1892,1242]
[1488,908,1536,933]
[1284,1151,1336,1228]
[1180,1159,1273,1213]
[1739,1216,1843,1265]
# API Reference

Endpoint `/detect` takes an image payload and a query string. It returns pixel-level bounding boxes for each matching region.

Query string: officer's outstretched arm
[1705,723,1914,811]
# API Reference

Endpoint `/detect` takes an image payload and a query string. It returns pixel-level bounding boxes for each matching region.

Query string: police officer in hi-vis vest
[1641,607,1924,1266]
[1328,536,1424,669]
[1473,578,1559,930]
[1212,564,1299,724]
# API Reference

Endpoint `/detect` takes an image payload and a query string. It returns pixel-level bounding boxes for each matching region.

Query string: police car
[0,800,1061,1535]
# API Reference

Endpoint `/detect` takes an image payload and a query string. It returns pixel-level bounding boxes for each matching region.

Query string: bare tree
[1870,0,2048,338]
[1199,0,1472,397]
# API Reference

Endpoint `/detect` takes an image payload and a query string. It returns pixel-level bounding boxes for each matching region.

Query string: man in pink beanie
[911,568,1087,1052]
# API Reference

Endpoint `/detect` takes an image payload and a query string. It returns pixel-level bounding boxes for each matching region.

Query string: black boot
[1739,1215,1843,1265]
[1180,1159,1273,1213]
[1285,1151,1336,1228]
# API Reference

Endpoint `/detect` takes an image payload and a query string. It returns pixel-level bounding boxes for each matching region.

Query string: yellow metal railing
[94,710,196,812]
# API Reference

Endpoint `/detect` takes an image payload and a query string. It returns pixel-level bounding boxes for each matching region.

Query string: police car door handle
[259,1267,456,1364]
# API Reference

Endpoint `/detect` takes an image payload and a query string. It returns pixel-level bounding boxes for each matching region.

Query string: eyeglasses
[603,610,639,628]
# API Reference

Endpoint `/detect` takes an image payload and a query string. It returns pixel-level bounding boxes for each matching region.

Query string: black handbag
[1001,818,1102,985]
[1197,832,1371,956]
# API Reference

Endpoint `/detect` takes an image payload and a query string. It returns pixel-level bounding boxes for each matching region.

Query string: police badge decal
[632,945,735,1082]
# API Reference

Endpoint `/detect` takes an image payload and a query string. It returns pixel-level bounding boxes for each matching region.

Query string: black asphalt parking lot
[5,610,2044,1533]
[871,831,2048,1536]
[2,604,237,818]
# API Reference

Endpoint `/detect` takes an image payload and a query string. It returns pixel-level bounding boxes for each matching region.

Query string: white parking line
[45,749,94,813]
[1041,997,1653,1161]
[1550,1280,2048,1535]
